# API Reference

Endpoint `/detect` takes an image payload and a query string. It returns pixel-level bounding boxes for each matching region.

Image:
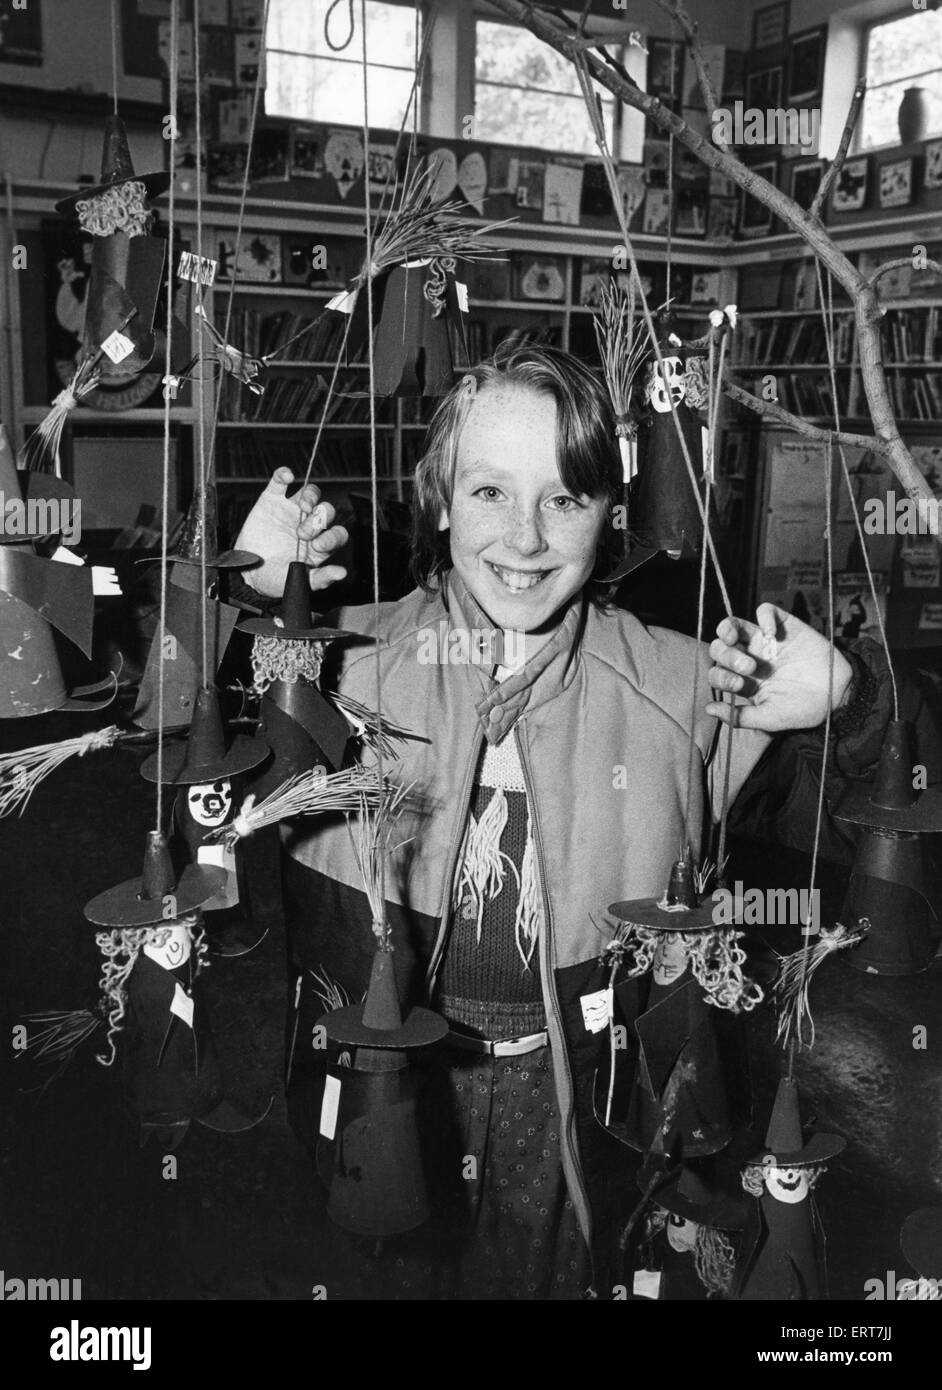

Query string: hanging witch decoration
[601,857,763,1171]
[632,1158,746,1300]
[24,829,272,1149]
[133,480,260,729]
[29,117,188,465]
[326,160,511,398]
[315,783,448,1238]
[830,718,942,975]
[732,1075,845,1301]
[139,685,270,957]
[0,436,116,718]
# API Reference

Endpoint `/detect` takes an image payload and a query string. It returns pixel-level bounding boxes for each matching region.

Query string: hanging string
[360,0,386,909]
[156,0,181,829]
[815,261,900,720]
[111,0,120,115]
[787,431,835,1083]
[325,0,356,52]
[664,25,677,305]
[573,59,733,619]
[206,0,273,490]
[299,8,437,503]
[193,2,210,686]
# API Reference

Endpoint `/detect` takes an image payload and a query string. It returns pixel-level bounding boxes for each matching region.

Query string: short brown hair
[411,344,623,595]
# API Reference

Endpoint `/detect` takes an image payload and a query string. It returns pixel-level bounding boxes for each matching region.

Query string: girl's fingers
[265,466,296,497]
[297,502,336,540]
[308,563,347,590]
[305,523,349,559]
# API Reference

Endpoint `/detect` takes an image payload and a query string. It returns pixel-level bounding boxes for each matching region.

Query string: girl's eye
[548,495,578,511]
[474,486,503,502]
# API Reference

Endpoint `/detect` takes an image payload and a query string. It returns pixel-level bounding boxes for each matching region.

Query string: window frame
[264,0,429,133]
[472,12,629,158]
[857,3,942,152]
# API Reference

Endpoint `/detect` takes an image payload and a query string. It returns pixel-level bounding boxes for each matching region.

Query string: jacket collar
[442,570,586,744]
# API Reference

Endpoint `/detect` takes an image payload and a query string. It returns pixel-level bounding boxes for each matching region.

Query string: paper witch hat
[609,857,720,933]
[321,943,448,1053]
[749,1077,845,1168]
[371,261,470,397]
[642,1158,746,1231]
[84,828,226,929]
[239,559,358,643]
[832,719,942,833]
[168,480,260,572]
[140,684,268,785]
[55,115,170,218]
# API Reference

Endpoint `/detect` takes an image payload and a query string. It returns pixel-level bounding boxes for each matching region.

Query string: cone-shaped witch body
[871,720,917,810]
[631,339,704,558]
[172,778,256,939]
[370,263,467,397]
[132,578,240,729]
[625,965,732,1161]
[55,116,169,217]
[842,830,935,975]
[141,827,177,900]
[0,588,70,717]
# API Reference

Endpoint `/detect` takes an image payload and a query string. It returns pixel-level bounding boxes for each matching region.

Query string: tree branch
[810,81,866,221]
[482,0,941,541]
[724,384,889,454]
[866,256,942,291]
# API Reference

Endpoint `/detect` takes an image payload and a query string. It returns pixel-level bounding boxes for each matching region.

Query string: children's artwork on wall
[250,127,291,184]
[457,151,488,214]
[690,270,721,305]
[643,141,670,189]
[0,0,43,64]
[208,143,247,190]
[203,26,235,85]
[787,26,826,103]
[723,48,746,99]
[234,30,263,85]
[745,65,783,112]
[426,146,458,200]
[675,189,708,237]
[217,92,253,143]
[707,197,738,240]
[324,128,364,200]
[291,127,324,178]
[879,158,914,209]
[752,1,790,52]
[512,255,565,302]
[232,0,264,25]
[832,156,869,212]
[925,139,942,190]
[646,39,683,97]
[218,232,282,284]
[790,159,824,212]
[514,160,546,210]
[739,161,777,237]
[542,162,583,225]
[642,188,671,236]
[368,142,398,196]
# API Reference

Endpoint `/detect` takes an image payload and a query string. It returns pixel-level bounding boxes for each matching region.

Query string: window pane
[268,0,418,63]
[866,11,942,88]
[861,74,942,148]
[475,85,613,155]
[476,20,584,96]
[266,52,416,128]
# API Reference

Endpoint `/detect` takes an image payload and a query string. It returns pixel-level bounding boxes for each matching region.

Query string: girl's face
[443,384,608,634]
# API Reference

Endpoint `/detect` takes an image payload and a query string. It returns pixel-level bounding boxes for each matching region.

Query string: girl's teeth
[492,565,544,591]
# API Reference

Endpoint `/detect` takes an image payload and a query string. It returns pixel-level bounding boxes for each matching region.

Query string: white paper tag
[101,331,134,364]
[170,983,194,1029]
[177,251,218,285]
[580,987,613,1034]
[455,280,469,314]
[633,1268,661,1299]
[327,288,358,315]
[319,1074,341,1140]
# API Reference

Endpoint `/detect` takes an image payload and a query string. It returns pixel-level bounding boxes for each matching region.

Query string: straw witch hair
[411,344,623,596]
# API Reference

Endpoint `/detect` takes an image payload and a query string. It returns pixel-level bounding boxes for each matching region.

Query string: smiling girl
[236,345,868,1300]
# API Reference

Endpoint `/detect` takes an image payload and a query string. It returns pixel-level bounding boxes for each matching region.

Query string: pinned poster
[158,18,194,79]
[231,0,265,28]
[902,540,940,589]
[457,152,488,214]
[542,162,583,225]
[514,160,545,209]
[368,143,397,195]
[218,93,254,144]
[919,602,942,630]
[834,571,887,641]
[617,165,646,224]
[324,129,364,200]
[427,147,458,201]
[234,30,264,85]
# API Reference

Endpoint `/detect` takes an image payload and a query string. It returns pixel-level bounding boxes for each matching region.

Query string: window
[860,8,942,149]
[265,0,420,130]
[474,18,621,155]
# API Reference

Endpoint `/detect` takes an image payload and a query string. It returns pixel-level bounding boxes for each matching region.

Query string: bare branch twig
[810,81,867,221]
[724,383,890,454]
[865,257,942,292]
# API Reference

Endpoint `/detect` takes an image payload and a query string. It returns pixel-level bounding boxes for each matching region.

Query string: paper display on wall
[542,162,583,225]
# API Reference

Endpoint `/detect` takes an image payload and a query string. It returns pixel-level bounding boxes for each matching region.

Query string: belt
[447,1028,548,1057]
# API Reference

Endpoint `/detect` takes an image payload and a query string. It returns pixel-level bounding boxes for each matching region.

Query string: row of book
[222,308,362,363]
[884,308,942,365]
[464,319,564,362]
[884,369,942,421]
[747,368,942,419]
[735,316,855,367]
